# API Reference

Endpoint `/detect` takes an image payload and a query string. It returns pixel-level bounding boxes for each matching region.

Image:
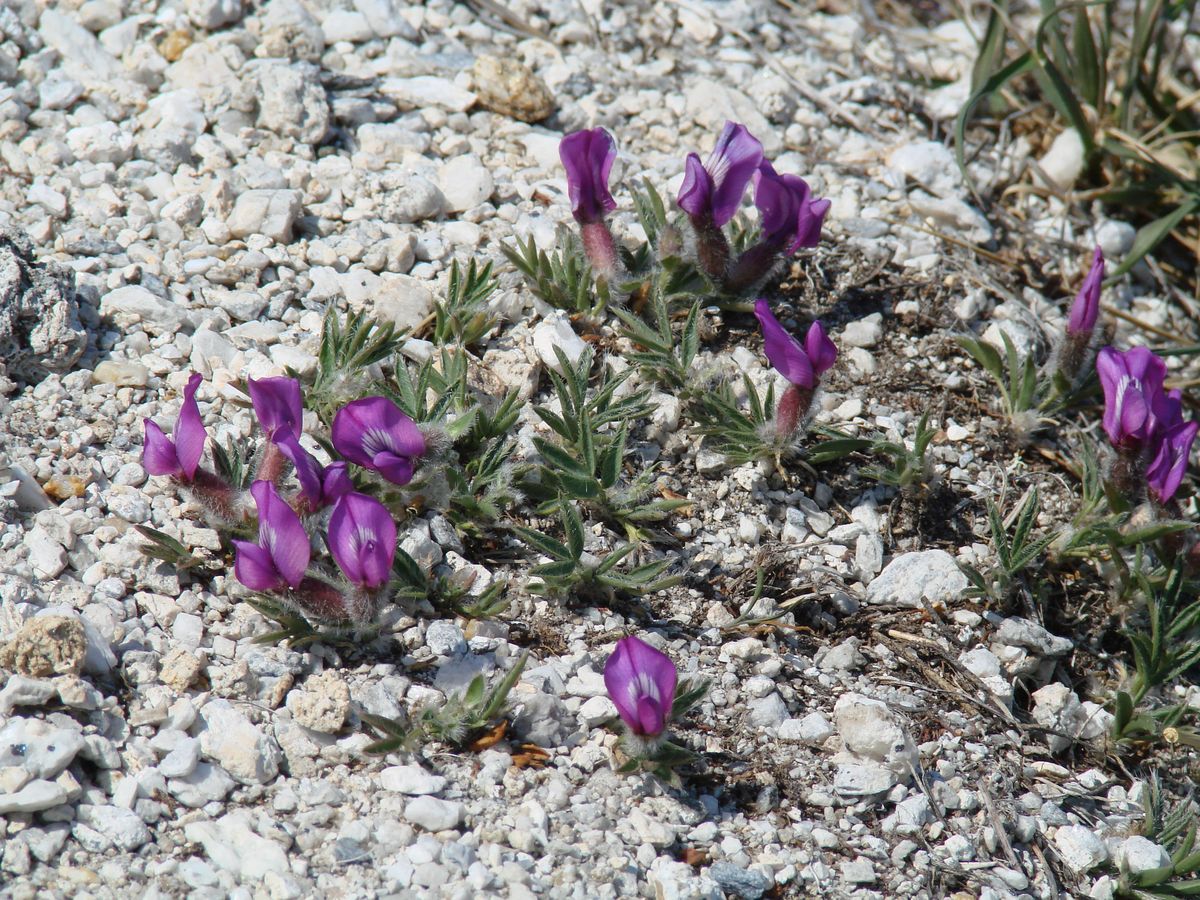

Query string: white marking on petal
[628,671,661,706]
[361,427,395,457]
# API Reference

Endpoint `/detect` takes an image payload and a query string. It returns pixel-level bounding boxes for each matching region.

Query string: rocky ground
[1,0,1198,897]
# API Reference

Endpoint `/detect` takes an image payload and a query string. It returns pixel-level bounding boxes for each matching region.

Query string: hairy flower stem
[1108,447,1144,502]
[622,731,666,760]
[1054,332,1093,391]
[581,220,620,280]
[289,577,353,622]
[181,469,239,523]
[775,384,812,440]
[345,586,384,624]
[724,240,781,294]
[688,213,729,280]
[256,441,286,485]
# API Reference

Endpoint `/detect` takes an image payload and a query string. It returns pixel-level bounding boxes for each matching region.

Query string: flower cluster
[559,120,828,293]
[142,374,428,624]
[1098,347,1198,505]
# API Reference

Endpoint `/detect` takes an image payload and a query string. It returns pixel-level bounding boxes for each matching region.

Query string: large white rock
[379,76,476,112]
[99,285,190,335]
[186,0,243,29]
[0,780,68,814]
[39,9,124,82]
[1117,836,1171,875]
[404,795,463,831]
[65,122,134,165]
[1055,825,1108,873]
[866,549,968,608]
[255,62,329,145]
[833,693,919,779]
[227,189,303,243]
[185,812,290,880]
[1036,128,1085,191]
[380,765,446,796]
[888,140,961,196]
[24,526,67,579]
[353,0,417,38]
[77,804,151,850]
[437,155,494,213]
[532,313,587,374]
[197,699,281,785]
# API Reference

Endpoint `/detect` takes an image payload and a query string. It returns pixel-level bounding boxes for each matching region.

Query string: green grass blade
[956,51,1036,175]
[1106,197,1200,280]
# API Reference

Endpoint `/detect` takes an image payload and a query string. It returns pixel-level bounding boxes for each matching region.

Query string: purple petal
[275,430,324,509]
[250,480,310,588]
[1067,247,1104,335]
[1148,420,1198,504]
[636,696,666,737]
[142,419,182,477]
[233,539,284,592]
[791,196,830,251]
[174,373,207,481]
[332,396,426,478]
[559,128,617,225]
[603,635,677,737]
[753,162,800,244]
[754,299,814,388]
[321,462,354,506]
[1154,388,1184,434]
[1098,346,1170,447]
[804,321,838,377]
[704,122,764,227]
[1116,383,1151,442]
[248,376,304,440]
[328,492,396,589]
[676,153,712,220]
[372,452,416,487]
[1124,346,1167,398]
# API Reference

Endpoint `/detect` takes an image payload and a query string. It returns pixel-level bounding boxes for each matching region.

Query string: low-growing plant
[362,652,529,753]
[602,635,709,785]
[962,486,1060,603]
[527,347,687,534]
[612,292,701,394]
[957,248,1106,434]
[958,0,1200,284]
[689,372,778,466]
[1114,776,1200,897]
[512,502,680,600]
[304,308,404,427]
[502,231,610,319]
[432,258,498,348]
[861,412,939,493]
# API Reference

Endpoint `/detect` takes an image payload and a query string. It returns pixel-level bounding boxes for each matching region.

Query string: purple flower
[754,300,837,388]
[331,397,426,486]
[1147,419,1198,504]
[277,430,354,511]
[1068,247,1105,336]
[753,162,831,253]
[677,122,764,228]
[328,492,396,590]
[143,373,207,481]
[233,480,311,592]
[603,635,678,738]
[248,376,304,441]
[560,128,617,225]
[1097,347,1172,449]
